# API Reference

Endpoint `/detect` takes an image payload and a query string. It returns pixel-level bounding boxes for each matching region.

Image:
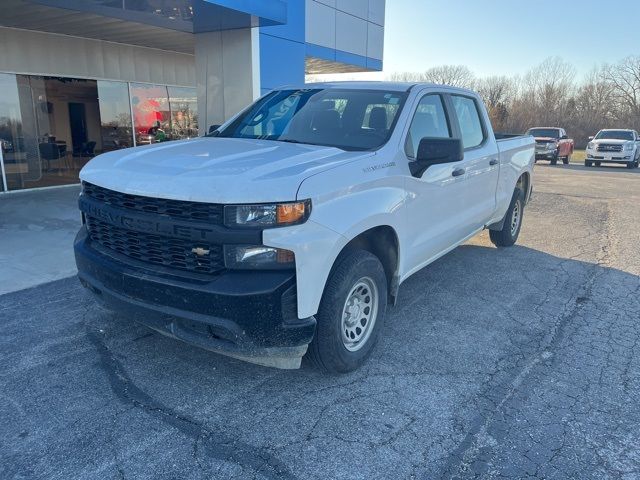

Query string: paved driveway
[1,164,639,479]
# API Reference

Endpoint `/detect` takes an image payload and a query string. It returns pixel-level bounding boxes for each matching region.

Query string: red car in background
[526,127,575,165]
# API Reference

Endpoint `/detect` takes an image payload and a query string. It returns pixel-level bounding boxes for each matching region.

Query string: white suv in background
[586,129,640,169]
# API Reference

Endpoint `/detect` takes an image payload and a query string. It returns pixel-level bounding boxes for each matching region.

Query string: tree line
[390,56,640,148]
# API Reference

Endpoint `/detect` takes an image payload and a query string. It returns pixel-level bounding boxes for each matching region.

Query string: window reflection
[98,81,133,151]
[131,83,171,145]
[168,86,198,140]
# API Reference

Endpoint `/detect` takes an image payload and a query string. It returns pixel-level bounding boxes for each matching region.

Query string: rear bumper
[74,227,316,368]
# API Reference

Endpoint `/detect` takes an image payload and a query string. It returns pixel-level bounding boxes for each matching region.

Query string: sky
[327,0,640,81]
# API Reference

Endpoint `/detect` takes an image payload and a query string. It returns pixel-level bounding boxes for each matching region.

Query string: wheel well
[517,172,531,204]
[343,226,399,301]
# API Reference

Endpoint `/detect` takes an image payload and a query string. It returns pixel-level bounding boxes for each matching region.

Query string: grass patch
[571,150,586,163]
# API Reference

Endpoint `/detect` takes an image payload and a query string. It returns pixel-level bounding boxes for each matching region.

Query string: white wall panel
[0,27,195,87]
[336,0,368,19]
[335,11,367,57]
[367,23,384,60]
[305,0,336,49]
[368,0,385,25]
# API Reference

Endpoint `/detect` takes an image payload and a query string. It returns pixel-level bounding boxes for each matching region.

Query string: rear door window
[451,95,486,149]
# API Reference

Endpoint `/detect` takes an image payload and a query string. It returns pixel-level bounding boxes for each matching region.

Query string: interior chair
[38,142,60,171]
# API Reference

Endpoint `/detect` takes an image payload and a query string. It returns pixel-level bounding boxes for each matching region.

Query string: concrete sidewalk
[0,185,81,295]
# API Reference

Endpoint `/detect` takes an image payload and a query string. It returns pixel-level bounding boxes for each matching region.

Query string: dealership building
[0,0,385,192]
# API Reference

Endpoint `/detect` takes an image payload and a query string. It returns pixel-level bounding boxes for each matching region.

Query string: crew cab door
[447,93,500,232]
[402,92,471,271]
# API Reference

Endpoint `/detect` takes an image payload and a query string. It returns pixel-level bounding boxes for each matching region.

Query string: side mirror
[208,124,221,135]
[410,137,464,177]
[561,135,568,140]
[588,136,594,141]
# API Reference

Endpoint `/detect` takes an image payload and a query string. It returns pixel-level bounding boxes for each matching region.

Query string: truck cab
[75,82,534,372]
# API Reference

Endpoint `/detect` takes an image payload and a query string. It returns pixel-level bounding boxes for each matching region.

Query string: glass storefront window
[1,74,197,191]
[168,86,198,140]
[130,83,171,145]
[0,73,21,192]
[98,81,133,152]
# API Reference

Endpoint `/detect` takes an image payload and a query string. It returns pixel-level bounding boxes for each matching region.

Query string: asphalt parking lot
[1,164,639,480]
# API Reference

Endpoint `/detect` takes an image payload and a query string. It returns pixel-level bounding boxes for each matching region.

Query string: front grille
[86,216,225,275]
[596,144,623,152]
[82,182,224,224]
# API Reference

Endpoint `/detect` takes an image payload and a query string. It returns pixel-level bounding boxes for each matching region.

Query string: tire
[307,249,387,373]
[490,188,524,248]
[585,161,592,167]
[627,162,635,169]
[550,157,558,165]
[595,161,601,167]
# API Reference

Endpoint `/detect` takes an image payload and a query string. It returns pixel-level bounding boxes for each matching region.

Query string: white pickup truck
[75,82,534,372]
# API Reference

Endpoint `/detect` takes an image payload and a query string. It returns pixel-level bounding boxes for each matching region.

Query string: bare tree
[602,56,640,129]
[477,76,516,132]
[389,65,476,88]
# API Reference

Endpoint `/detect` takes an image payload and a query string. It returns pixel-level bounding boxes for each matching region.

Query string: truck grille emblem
[191,247,210,257]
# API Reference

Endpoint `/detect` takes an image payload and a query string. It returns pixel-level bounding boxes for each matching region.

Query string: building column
[195,28,261,135]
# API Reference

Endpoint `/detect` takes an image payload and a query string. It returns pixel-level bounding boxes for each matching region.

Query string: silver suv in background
[586,129,640,169]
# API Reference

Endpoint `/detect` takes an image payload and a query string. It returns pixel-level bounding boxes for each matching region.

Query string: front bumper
[535,148,558,159]
[75,227,316,368]
[586,151,633,163]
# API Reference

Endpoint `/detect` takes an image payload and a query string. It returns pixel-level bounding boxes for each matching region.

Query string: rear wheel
[490,188,524,248]
[308,249,387,373]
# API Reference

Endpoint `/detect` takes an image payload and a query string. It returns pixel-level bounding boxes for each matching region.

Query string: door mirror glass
[588,136,594,141]
[561,135,568,140]
[410,137,463,177]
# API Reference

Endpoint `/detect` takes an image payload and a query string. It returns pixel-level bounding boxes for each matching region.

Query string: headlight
[547,142,558,149]
[224,200,311,228]
[624,142,634,151]
[587,142,595,149]
[224,245,295,269]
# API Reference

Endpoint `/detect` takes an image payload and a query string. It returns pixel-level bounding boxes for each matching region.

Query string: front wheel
[308,249,387,373]
[490,188,524,248]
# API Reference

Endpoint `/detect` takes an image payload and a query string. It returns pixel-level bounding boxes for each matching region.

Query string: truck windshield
[212,88,407,151]
[595,130,635,141]
[526,128,560,138]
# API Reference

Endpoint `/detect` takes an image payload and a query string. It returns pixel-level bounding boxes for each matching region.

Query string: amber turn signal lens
[276,248,295,264]
[277,202,306,225]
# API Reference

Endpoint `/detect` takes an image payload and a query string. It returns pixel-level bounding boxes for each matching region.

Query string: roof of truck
[274,81,474,93]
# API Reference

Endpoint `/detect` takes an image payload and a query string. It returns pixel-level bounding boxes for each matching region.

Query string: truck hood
[80,137,373,203]
[534,137,559,142]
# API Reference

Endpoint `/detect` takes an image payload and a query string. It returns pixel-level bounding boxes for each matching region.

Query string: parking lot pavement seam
[436,200,617,479]
[83,316,300,480]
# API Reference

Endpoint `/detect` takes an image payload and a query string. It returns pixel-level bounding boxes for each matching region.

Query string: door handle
[452,168,466,177]
[489,158,499,166]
